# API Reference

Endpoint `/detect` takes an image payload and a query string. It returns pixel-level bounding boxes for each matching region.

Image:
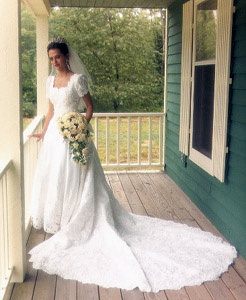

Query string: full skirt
[29,118,237,292]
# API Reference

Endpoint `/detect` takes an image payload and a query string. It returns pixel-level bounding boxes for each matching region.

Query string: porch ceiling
[49,0,174,8]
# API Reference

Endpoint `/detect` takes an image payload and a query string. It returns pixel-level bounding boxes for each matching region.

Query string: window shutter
[179,0,193,156]
[212,0,234,182]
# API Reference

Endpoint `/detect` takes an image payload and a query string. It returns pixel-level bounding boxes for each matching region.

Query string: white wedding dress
[29,73,237,292]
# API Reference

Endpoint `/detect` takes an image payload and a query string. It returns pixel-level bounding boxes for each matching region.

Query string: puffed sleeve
[46,76,52,99]
[75,74,89,98]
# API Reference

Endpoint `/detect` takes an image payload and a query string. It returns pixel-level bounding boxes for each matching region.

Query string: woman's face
[48,48,68,72]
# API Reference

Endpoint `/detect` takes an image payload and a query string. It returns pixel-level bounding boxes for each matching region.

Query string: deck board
[233,256,246,283]
[10,229,46,300]
[204,280,237,300]
[32,233,57,300]
[55,277,76,300]
[77,283,99,299]
[121,288,145,300]
[185,285,213,300]
[10,172,246,300]
[144,291,168,300]
[99,287,122,300]
[165,287,191,300]
[221,267,246,300]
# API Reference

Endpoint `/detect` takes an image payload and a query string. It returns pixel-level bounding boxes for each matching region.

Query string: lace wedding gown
[29,73,237,292]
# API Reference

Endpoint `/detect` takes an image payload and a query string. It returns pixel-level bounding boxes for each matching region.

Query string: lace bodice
[46,73,89,118]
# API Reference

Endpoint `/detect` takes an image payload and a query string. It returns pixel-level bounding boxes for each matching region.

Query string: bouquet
[57,112,92,166]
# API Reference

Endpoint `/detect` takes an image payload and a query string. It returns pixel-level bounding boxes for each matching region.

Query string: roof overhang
[22,0,51,16]
[23,0,177,17]
[49,0,175,9]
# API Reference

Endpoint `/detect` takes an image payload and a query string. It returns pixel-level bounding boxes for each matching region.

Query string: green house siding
[165,0,246,257]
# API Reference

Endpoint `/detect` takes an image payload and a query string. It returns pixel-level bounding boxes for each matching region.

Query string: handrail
[0,160,12,180]
[23,114,45,144]
[93,112,165,117]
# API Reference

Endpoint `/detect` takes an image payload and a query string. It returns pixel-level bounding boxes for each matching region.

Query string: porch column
[36,15,49,115]
[0,0,26,282]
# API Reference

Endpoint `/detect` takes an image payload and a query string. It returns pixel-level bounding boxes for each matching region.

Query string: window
[179,0,234,182]
[192,64,215,159]
[190,0,217,173]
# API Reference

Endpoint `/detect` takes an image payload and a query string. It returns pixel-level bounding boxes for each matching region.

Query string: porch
[10,172,246,300]
[1,0,246,299]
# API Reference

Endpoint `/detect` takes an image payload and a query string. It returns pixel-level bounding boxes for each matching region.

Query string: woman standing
[29,37,237,292]
[30,37,93,233]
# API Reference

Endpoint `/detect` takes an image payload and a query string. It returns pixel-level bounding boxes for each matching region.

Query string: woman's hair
[47,37,69,56]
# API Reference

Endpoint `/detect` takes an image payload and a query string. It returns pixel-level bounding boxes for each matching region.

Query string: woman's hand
[28,133,44,142]
[29,100,54,142]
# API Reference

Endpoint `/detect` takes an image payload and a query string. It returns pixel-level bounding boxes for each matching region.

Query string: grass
[23,116,163,170]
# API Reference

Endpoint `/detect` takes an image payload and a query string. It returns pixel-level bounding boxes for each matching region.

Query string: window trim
[179,0,234,182]
[189,0,216,175]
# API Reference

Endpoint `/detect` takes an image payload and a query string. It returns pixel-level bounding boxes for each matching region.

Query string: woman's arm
[83,92,94,123]
[29,100,54,142]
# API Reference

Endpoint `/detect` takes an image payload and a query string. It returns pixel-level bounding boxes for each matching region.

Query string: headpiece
[48,36,67,45]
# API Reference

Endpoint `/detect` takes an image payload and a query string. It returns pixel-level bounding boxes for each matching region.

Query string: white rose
[63,129,69,136]
[73,142,79,149]
[82,147,88,154]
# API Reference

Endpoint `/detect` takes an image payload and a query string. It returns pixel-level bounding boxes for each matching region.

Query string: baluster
[127,117,131,165]
[159,116,163,165]
[0,177,5,285]
[94,117,98,150]
[25,140,30,227]
[3,175,9,276]
[138,117,142,165]
[149,116,152,165]
[106,117,110,165]
[117,117,120,166]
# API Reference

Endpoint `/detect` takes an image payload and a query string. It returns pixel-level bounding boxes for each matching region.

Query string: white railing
[23,115,44,239]
[0,160,14,300]
[92,112,165,169]
[0,116,44,300]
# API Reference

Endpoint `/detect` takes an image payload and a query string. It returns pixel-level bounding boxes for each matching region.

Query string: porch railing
[23,115,44,238]
[0,116,44,300]
[0,160,14,300]
[92,112,165,169]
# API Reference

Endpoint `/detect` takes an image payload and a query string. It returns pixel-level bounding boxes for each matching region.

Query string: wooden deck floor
[10,172,246,300]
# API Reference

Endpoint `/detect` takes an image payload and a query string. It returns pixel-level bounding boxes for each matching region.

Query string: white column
[0,0,26,282]
[36,15,49,116]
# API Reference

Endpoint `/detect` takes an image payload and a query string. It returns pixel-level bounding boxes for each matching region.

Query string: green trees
[21,6,37,117]
[50,8,164,112]
[22,6,164,114]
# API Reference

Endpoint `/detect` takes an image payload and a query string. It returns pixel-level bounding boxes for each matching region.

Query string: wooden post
[0,0,26,282]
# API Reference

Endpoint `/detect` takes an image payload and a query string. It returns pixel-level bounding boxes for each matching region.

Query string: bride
[29,36,237,293]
